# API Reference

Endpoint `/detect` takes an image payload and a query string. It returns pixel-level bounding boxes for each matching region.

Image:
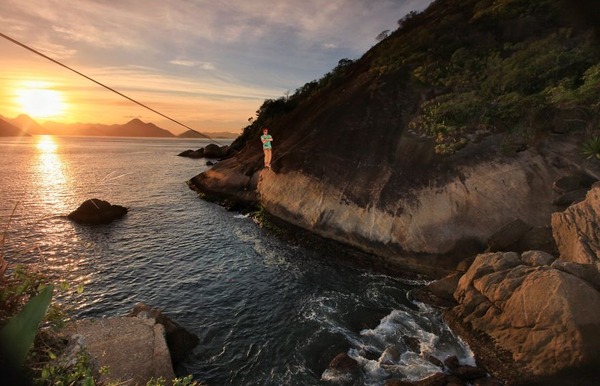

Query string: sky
[0,0,432,135]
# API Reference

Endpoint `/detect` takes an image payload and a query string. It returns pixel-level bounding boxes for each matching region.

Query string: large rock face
[442,184,600,384]
[192,133,589,277]
[446,252,600,382]
[552,183,600,270]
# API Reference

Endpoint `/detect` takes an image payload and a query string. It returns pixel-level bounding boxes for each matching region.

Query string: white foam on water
[349,305,476,384]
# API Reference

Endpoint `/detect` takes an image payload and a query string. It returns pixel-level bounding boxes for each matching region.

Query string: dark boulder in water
[68,198,128,224]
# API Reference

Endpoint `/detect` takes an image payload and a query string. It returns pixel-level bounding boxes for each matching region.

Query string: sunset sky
[0,0,431,135]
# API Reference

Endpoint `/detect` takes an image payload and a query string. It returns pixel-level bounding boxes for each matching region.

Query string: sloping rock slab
[68,198,128,224]
[62,317,174,385]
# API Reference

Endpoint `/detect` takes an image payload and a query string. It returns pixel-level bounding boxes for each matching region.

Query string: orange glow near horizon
[15,81,67,120]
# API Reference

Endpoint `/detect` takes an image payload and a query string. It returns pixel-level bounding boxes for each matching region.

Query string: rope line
[0,31,221,145]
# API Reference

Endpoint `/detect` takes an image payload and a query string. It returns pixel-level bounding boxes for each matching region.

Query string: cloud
[0,0,434,130]
[169,59,216,70]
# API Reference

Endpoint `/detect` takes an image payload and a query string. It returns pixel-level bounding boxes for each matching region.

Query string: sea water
[0,135,474,385]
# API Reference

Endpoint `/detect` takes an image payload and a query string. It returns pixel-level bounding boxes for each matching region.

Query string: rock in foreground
[68,198,128,224]
[62,317,175,385]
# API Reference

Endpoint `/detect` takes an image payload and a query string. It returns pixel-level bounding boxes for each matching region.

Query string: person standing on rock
[261,127,273,168]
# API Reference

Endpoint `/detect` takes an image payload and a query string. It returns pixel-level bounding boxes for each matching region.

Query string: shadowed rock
[68,198,127,224]
[128,303,199,366]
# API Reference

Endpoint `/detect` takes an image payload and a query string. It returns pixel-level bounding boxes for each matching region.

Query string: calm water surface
[0,136,473,385]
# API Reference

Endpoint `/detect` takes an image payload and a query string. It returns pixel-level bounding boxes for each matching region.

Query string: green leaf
[0,285,54,365]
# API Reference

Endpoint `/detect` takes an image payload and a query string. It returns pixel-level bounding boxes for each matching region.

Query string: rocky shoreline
[187,132,600,385]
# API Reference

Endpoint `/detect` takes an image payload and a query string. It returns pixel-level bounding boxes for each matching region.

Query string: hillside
[191,0,600,259]
[188,1,600,382]
[0,117,28,136]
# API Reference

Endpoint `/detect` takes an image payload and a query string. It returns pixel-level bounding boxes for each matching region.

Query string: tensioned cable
[0,31,221,145]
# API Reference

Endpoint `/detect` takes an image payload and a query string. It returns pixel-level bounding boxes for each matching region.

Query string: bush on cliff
[232,0,599,158]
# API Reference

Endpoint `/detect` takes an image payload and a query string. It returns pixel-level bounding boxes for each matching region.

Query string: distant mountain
[103,118,175,137]
[4,114,176,137]
[178,129,240,139]
[10,114,46,135]
[0,117,29,137]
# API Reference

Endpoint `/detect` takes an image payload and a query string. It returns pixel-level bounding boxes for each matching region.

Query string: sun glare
[16,83,66,120]
[36,135,58,153]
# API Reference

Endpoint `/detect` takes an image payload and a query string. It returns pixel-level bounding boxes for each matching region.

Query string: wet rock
[206,161,215,166]
[450,365,487,380]
[178,148,204,158]
[68,198,127,224]
[444,355,460,370]
[417,272,461,308]
[417,373,448,386]
[427,355,444,368]
[385,379,415,386]
[379,345,401,365]
[445,375,466,386]
[359,346,380,362]
[473,376,504,386]
[128,303,199,365]
[321,352,359,384]
[402,336,421,353]
[385,373,448,386]
[178,149,194,157]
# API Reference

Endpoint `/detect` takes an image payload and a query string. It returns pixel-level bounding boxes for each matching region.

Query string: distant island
[0,113,239,139]
[178,129,239,139]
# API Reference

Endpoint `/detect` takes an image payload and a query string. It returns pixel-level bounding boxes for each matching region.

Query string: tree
[376,30,390,42]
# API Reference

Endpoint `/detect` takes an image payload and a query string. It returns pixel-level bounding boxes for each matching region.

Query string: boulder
[61,317,175,385]
[447,251,600,383]
[128,303,199,365]
[551,183,600,270]
[178,148,204,158]
[178,149,194,157]
[521,250,555,267]
[321,352,360,384]
[67,198,127,224]
[203,144,229,158]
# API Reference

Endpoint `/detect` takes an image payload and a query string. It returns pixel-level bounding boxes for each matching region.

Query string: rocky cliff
[187,1,600,383]
[189,0,599,277]
[441,183,600,385]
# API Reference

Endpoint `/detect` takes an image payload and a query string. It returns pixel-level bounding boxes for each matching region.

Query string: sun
[16,82,66,120]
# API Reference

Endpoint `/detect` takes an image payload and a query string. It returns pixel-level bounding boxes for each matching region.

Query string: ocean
[0,135,473,385]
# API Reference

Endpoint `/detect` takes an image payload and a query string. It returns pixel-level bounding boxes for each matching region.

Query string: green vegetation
[1,216,202,385]
[239,0,599,158]
[387,0,600,154]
